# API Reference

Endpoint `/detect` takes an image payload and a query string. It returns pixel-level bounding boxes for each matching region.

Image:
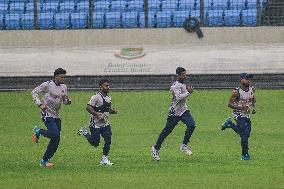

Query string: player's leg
[180,110,195,155]
[100,125,113,165]
[154,116,180,150]
[41,118,61,167]
[87,127,101,147]
[151,116,180,161]
[239,117,252,160]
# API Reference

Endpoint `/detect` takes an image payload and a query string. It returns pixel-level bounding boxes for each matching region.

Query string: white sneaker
[77,126,89,136]
[180,144,193,156]
[100,156,114,165]
[151,146,160,161]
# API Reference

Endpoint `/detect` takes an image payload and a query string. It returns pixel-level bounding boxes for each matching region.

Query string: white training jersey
[32,80,68,118]
[88,92,111,128]
[233,86,255,118]
[168,81,191,116]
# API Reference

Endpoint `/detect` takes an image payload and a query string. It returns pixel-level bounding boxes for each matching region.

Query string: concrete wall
[0,27,284,47]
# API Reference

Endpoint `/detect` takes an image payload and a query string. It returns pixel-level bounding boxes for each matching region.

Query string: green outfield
[0,90,283,189]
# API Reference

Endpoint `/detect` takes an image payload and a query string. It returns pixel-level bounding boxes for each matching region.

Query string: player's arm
[31,82,48,111]
[86,104,104,120]
[228,89,248,111]
[173,85,192,101]
[251,89,256,114]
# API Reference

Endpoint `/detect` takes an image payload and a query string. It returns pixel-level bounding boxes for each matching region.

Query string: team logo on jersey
[114,48,146,60]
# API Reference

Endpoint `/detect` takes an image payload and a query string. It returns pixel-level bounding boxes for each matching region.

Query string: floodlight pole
[34,0,39,30]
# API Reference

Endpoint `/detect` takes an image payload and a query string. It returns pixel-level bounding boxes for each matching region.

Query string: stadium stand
[0,0,283,29]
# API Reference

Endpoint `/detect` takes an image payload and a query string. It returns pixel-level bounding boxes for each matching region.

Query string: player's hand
[239,105,249,112]
[96,112,105,120]
[252,108,256,114]
[39,104,47,111]
[111,108,118,114]
[187,85,194,94]
[63,95,72,105]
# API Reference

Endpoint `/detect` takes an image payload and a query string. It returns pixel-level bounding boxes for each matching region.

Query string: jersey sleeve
[31,81,49,106]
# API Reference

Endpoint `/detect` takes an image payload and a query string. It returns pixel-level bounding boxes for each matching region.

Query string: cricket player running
[31,68,71,167]
[221,73,256,160]
[151,67,196,161]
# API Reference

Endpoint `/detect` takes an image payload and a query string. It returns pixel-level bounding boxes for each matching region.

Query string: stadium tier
[0,0,281,29]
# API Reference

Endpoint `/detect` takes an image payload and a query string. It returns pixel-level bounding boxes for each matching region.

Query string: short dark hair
[99,79,109,86]
[54,68,66,76]
[176,67,186,75]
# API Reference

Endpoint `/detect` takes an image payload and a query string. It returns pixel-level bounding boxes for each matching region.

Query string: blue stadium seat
[245,0,257,9]
[205,10,224,26]
[0,12,4,29]
[148,0,161,11]
[38,13,54,29]
[190,10,200,18]
[179,0,196,11]
[59,1,75,13]
[127,0,144,12]
[22,14,35,29]
[110,0,127,12]
[241,9,257,25]
[26,2,42,13]
[121,12,138,28]
[161,1,178,12]
[139,12,155,27]
[224,10,241,26]
[55,12,70,29]
[9,3,25,14]
[71,12,87,28]
[5,13,22,29]
[204,0,213,10]
[173,10,190,27]
[42,2,59,13]
[76,1,89,12]
[229,0,245,10]
[93,12,105,28]
[105,12,121,28]
[156,11,172,27]
[0,2,8,13]
[212,0,229,10]
[94,1,110,12]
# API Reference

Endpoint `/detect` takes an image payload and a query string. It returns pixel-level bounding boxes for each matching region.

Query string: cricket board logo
[114,48,146,60]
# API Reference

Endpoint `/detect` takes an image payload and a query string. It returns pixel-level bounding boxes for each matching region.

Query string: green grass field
[0,90,283,189]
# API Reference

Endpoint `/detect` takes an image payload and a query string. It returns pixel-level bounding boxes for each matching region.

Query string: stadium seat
[156,11,172,27]
[9,3,25,14]
[139,11,156,27]
[161,0,178,12]
[205,10,224,26]
[22,13,35,29]
[212,0,229,10]
[172,10,190,27]
[105,12,121,28]
[59,1,75,13]
[38,13,54,29]
[148,0,161,12]
[0,2,8,13]
[121,12,138,28]
[71,12,87,28]
[93,12,105,28]
[241,9,257,25]
[42,2,59,13]
[94,1,110,12]
[26,2,42,13]
[245,0,257,9]
[204,0,214,10]
[224,10,241,26]
[76,1,89,12]
[5,13,22,29]
[55,12,70,29]
[0,12,4,29]
[178,0,196,11]
[229,0,245,10]
[127,0,144,12]
[110,0,127,12]
[190,10,200,18]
